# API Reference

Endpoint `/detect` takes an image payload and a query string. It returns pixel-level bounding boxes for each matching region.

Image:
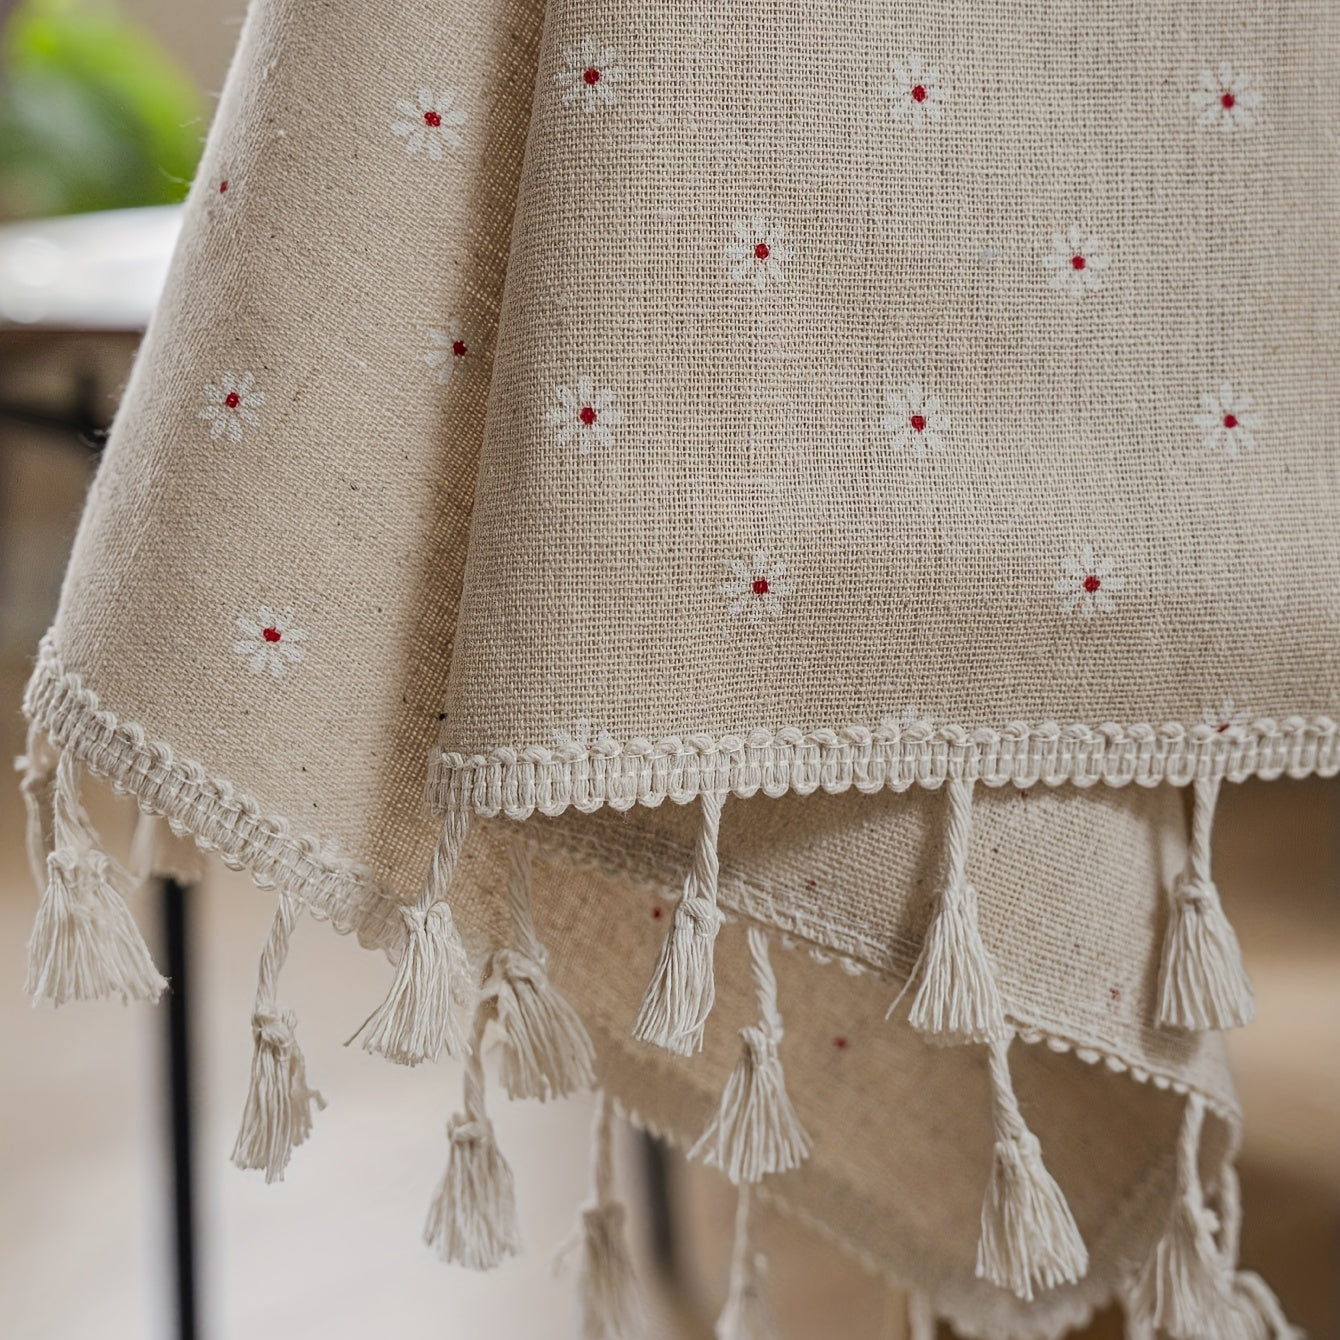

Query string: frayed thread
[488,839,595,1101]
[633,789,726,1056]
[690,925,810,1184]
[1157,775,1254,1032]
[21,732,166,1006]
[231,893,324,1182]
[894,777,1009,1045]
[351,793,475,1065]
[976,1035,1088,1302]
[424,1004,521,1270]
[716,1185,779,1340]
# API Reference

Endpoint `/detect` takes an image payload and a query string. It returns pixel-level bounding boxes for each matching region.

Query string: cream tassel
[896,776,1008,1045]
[1127,1093,1241,1339]
[23,735,167,1005]
[231,893,325,1182]
[715,1184,778,1340]
[976,1035,1088,1301]
[690,926,811,1183]
[351,792,475,1065]
[424,1002,521,1270]
[571,1092,644,1339]
[130,811,207,886]
[1157,775,1254,1031]
[633,789,727,1056]
[488,838,595,1101]
[907,1290,937,1340]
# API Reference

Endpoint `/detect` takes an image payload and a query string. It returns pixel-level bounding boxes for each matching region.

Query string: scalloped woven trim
[23,635,402,953]
[429,714,1339,820]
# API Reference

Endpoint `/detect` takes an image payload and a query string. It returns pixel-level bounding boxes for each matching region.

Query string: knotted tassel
[1127,1093,1241,1339]
[424,1003,521,1270]
[896,776,1008,1045]
[1157,774,1254,1031]
[231,892,325,1182]
[976,1035,1088,1301]
[22,734,167,1005]
[488,838,595,1101]
[570,1092,644,1339]
[715,1184,779,1340]
[632,788,727,1056]
[130,811,207,887]
[690,925,811,1183]
[351,791,475,1065]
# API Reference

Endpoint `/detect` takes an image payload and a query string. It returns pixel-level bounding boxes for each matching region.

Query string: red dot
[423,110,442,127]
[909,413,927,432]
[452,341,468,357]
[1109,987,1121,1001]
[752,577,769,595]
[1221,92,1236,109]
[219,180,229,193]
[1082,575,1101,593]
[262,626,281,643]
[583,67,600,85]
[1071,254,1086,270]
[754,242,770,260]
[1217,721,1230,733]
[1222,413,1238,430]
[579,405,597,426]
[833,1036,848,1050]
[651,905,663,920]
[911,85,927,103]
[224,391,240,409]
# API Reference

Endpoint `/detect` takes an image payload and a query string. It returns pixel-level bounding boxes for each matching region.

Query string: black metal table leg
[161,877,199,1340]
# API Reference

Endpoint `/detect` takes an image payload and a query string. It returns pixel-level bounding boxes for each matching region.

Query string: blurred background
[0,3,1336,1338]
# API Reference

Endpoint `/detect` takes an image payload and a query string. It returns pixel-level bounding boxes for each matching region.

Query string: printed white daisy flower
[546,375,624,453]
[391,88,468,159]
[1203,698,1250,733]
[199,372,264,444]
[1055,546,1124,618]
[1191,64,1261,133]
[1042,225,1110,298]
[233,606,307,678]
[724,215,790,289]
[719,550,795,623]
[422,319,474,387]
[555,36,628,113]
[1193,382,1261,456]
[882,54,950,127]
[880,382,949,457]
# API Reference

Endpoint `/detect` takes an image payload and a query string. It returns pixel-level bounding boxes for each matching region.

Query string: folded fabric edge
[427,713,1340,821]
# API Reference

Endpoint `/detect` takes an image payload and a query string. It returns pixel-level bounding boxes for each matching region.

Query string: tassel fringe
[1157,776,1254,1032]
[424,1004,521,1270]
[716,1185,779,1340]
[489,839,596,1101]
[976,1036,1088,1301]
[352,794,476,1065]
[231,893,324,1182]
[691,926,811,1184]
[571,1093,644,1339]
[22,737,166,1006]
[898,777,1009,1045]
[633,789,727,1056]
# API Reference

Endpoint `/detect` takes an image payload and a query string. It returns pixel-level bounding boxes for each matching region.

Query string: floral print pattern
[392,88,468,158]
[882,54,950,127]
[556,37,627,112]
[1194,383,1260,456]
[720,550,795,623]
[724,215,790,289]
[199,372,264,444]
[1191,64,1261,133]
[233,607,307,678]
[881,382,950,457]
[1056,547,1124,618]
[547,376,624,453]
[1042,225,1110,297]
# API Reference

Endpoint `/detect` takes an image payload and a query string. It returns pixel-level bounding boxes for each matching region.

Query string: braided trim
[429,712,1339,820]
[23,635,402,953]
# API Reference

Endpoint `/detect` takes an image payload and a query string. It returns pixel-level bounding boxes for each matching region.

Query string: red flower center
[1221,92,1236,109]
[752,577,769,595]
[909,413,927,432]
[262,626,282,642]
[1082,575,1101,593]
[579,405,597,426]
[224,391,240,409]
[452,340,468,357]
[911,84,927,103]
[219,180,229,193]
[1071,254,1086,270]
[583,67,600,85]
[423,109,442,127]
[1222,413,1238,429]
[754,242,770,260]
